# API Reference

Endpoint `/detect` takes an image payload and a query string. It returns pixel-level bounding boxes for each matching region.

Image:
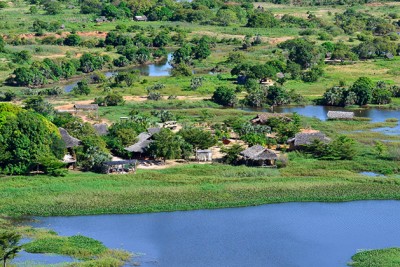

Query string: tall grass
[0,162,399,217]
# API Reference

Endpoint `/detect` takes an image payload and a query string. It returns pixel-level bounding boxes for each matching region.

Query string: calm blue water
[241,105,400,135]
[22,201,400,267]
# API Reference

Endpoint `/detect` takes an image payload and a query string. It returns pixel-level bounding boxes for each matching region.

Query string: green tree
[171,63,192,77]
[23,96,54,117]
[220,144,243,165]
[178,127,216,150]
[44,0,62,15]
[0,231,22,267]
[247,11,278,28]
[153,33,170,47]
[0,107,64,175]
[104,92,124,106]
[149,128,192,162]
[72,80,90,95]
[63,34,81,46]
[216,9,239,26]
[193,38,211,60]
[350,77,374,105]
[212,86,237,107]
[172,43,192,64]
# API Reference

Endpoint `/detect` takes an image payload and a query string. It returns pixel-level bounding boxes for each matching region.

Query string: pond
[240,105,400,135]
[64,53,172,93]
[18,201,400,267]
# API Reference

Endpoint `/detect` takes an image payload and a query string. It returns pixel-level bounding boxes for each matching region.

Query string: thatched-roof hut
[93,123,108,136]
[240,145,277,166]
[103,160,137,174]
[251,113,292,125]
[327,111,354,120]
[287,132,330,150]
[59,127,81,148]
[125,132,153,154]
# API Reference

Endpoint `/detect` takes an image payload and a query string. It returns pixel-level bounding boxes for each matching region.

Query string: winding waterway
[64,53,172,93]
[15,201,400,267]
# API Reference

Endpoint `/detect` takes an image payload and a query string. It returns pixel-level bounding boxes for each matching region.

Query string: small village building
[59,127,81,168]
[125,132,154,158]
[93,123,108,136]
[134,15,147,21]
[327,111,354,120]
[251,113,292,125]
[59,127,81,148]
[196,150,212,162]
[240,145,278,167]
[103,160,137,174]
[74,104,99,118]
[287,132,331,150]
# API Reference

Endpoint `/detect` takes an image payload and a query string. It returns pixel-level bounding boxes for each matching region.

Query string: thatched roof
[148,127,161,135]
[327,111,354,120]
[124,132,153,153]
[74,104,98,110]
[125,140,152,153]
[251,113,292,124]
[240,145,277,160]
[59,127,81,148]
[287,132,330,147]
[93,123,108,136]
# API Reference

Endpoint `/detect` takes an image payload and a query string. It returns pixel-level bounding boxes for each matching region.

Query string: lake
[64,53,172,93]
[17,201,400,267]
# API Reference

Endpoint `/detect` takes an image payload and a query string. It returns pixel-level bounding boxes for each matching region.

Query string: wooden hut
[287,132,330,150]
[59,127,81,148]
[327,111,354,120]
[196,150,212,162]
[240,145,277,167]
[59,127,81,168]
[125,132,153,158]
[103,160,137,174]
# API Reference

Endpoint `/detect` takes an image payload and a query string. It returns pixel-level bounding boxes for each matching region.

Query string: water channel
[64,53,172,93]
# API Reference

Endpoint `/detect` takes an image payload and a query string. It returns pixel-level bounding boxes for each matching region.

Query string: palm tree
[0,231,22,267]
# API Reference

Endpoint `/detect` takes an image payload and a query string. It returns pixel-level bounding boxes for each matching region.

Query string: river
[14,201,400,267]
[64,53,172,93]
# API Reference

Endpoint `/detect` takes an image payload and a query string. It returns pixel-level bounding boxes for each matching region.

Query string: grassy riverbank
[0,218,131,266]
[1,163,399,217]
[349,248,400,267]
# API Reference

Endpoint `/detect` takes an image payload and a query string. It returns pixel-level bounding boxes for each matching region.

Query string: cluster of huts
[59,106,355,171]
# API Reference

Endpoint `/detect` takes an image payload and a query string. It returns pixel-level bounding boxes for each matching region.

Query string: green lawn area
[1,160,399,217]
